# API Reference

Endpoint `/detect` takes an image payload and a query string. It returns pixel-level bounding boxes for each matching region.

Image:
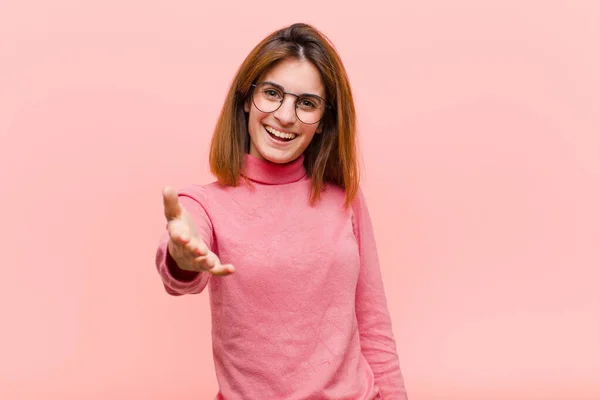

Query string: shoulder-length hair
[209,22,359,207]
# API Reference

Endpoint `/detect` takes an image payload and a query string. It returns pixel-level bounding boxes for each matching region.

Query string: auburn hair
[209,23,359,207]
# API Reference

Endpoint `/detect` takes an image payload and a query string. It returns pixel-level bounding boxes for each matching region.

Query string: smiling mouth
[265,125,298,142]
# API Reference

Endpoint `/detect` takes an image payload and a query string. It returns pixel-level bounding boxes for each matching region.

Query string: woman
[156,23,408,399]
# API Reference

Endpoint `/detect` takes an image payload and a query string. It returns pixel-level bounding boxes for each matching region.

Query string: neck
[241,153,306,185]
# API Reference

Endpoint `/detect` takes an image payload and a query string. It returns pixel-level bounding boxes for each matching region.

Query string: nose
[273,95,297,126]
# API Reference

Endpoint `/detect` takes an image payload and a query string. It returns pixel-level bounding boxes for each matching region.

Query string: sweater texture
[155,154,407,399]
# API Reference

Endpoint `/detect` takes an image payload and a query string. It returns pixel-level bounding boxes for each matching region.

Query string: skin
[162,186,234,276]
[162,58,326,276]
[244,58,325,164]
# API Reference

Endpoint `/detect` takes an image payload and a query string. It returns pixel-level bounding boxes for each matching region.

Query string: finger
[193,251,218,270]
[187,237,209,257]
[163,186,182,221]
[208,262,236,277]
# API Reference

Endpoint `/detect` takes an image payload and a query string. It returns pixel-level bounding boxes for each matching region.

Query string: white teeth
[265,126,297,140]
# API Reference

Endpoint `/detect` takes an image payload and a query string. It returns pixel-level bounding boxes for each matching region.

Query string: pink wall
[1,1,598,399]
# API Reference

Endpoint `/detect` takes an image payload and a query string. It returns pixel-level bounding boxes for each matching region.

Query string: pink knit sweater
[155,154,407,399]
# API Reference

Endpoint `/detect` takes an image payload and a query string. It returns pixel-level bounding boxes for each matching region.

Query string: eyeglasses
[250,82,329,125]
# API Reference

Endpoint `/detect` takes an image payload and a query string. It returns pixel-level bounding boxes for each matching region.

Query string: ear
[244,99,250,113]
[316,123,323,134]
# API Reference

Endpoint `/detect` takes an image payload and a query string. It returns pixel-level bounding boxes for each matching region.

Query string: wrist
[166,249,200,281]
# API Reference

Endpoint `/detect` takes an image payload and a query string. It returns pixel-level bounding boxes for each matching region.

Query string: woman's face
[245,58,325,164]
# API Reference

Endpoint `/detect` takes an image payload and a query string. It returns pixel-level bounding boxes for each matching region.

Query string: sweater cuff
[166,248,201,282]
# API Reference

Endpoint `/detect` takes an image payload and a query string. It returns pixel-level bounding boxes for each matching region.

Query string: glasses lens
[295,95,325,124]
[252,83,326,124]
[252,83,283,113]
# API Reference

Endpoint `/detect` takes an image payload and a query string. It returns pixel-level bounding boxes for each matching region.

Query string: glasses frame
[250,82,331,125]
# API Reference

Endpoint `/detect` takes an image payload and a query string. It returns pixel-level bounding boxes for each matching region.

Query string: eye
[263,89,282,100]
[297,97,318,110]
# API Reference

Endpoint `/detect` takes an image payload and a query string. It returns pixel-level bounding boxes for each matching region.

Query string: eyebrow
[261,81,324,99]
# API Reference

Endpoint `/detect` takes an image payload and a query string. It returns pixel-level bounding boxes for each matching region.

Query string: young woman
[156,23,408,399]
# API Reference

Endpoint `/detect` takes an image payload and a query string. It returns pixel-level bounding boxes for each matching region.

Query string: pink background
[1,0,599,399]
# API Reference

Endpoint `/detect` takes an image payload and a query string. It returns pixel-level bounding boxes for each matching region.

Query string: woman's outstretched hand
[162,186,235,276]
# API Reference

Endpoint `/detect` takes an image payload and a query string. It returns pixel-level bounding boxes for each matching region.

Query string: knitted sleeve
[352,188,408,399]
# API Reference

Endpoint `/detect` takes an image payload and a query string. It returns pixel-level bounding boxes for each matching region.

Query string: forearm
[356,293,407,399]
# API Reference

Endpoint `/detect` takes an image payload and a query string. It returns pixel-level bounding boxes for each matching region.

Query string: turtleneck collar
[241,153,307,185]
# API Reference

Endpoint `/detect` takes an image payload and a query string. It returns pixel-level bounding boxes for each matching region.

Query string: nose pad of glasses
[273,98,298,121]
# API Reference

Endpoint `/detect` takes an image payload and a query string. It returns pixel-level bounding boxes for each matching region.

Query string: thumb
[162,186,182,221]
